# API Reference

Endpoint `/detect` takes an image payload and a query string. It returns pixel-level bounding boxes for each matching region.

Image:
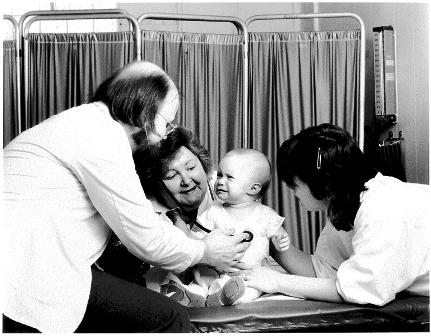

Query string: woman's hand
[242,263,282,294]
[244,261,343,303]
[200,228,250,268]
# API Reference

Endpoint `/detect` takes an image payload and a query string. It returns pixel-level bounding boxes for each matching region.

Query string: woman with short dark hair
[243,123,430,306]
[277,123,377,231]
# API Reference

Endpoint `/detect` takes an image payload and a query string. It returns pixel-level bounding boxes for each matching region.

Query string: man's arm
[199,229,251,268]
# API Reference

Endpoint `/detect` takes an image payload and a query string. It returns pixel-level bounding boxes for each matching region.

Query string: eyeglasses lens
[166,123,177,135]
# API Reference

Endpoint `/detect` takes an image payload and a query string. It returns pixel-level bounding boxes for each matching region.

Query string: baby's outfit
[195,200,285,304]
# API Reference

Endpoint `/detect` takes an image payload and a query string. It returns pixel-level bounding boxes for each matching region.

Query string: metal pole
[4,14,21,134]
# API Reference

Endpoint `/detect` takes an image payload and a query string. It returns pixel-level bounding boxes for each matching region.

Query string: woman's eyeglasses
[158,112,178,136]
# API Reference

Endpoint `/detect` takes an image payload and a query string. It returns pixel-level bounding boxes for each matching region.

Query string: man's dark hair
[91,69,170,130]
[277,123,377,231]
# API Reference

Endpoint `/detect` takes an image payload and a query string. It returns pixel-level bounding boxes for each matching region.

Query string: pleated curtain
[25,32,135,129]
[3,40,18,147]
[17,29,361,253]
[248,30,361,252]
[140,31,244,166]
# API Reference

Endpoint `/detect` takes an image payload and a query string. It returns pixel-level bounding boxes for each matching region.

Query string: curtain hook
[316,147,322,170]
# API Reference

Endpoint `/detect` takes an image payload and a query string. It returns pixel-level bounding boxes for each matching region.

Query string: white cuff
[190,239,206,266]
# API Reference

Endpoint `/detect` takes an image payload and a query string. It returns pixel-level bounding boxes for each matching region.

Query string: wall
[2,1,118,36]
[120,2,309,33]
[316,2,429,184]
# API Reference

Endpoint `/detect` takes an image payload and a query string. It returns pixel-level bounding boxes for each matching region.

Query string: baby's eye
[227,175,234,180]
[216,172,223,178]
[187,165,196,171]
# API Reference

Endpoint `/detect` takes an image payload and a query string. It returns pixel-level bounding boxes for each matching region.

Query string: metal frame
[393,26,399,122]
[20,9,142,130]
[246,13,366,150]
[8,9,365,148]
[138,13,249,147]
[3,14,21,134]
[18,9,132,54]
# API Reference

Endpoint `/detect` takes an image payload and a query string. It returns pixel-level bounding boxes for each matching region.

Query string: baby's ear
[248,183,262,196]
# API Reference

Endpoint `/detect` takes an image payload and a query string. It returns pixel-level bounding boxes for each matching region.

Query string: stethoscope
[160,180,253,242]
[160,179,213,233]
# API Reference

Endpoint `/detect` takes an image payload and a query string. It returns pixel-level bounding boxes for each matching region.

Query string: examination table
[99,236,429,332]
[188,294,429,332]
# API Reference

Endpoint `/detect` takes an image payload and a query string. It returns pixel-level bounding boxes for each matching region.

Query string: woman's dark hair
[91,69,170,130]
[277,123,377,231]
[133,126,213,198]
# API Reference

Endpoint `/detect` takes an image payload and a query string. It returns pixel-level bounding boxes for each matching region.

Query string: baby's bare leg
[192,267,219,290]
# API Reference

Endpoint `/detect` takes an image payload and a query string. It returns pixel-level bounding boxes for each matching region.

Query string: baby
[162,148,289,307]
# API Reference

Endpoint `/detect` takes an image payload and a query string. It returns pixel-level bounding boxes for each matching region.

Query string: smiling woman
[135,125,216,222]
[161,146,210,211]
[97,125,218,285]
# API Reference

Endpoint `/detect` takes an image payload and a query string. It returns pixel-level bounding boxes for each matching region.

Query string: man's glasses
[158,112,178,136]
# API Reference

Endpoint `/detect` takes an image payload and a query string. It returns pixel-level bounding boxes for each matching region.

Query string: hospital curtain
[141,31,244,165]
[25,32,135,129]
[248,30,361,253]
[19,29,360,254]
[3,40,18,146]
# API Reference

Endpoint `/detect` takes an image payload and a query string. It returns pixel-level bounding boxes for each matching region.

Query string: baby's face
[214,155,255,204]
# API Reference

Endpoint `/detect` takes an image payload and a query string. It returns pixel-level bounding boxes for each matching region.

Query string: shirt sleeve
[71,129,204,273]
[261,206,285,238]
[311,224,341,279]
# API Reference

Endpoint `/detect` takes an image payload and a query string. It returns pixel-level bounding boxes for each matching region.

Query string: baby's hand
[271,228,290,252]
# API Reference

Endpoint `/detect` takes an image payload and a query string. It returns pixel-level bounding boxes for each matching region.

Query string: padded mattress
[188,294,429,332]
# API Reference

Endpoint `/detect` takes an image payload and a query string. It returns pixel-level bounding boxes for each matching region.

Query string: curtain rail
[18,9,129,45]
[21,10,142,131]
[138,13,249,148]
[23,13,141,49]
[3,14,21,134]
[246,13,366,150]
